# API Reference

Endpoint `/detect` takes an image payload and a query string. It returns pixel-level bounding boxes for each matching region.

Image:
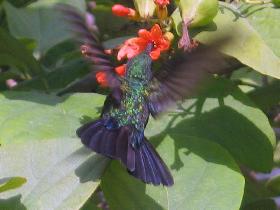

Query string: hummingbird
[59,4,236,186]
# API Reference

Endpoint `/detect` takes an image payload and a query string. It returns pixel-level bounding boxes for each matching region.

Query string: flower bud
[6,79,17,89]
[164,32,174,42]
[154,0,170,7]
[96,72,108,87]
[112,4,136,17]
[115,64,126,76]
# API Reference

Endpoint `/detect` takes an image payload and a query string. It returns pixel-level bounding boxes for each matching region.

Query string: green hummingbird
[59,4,236,186]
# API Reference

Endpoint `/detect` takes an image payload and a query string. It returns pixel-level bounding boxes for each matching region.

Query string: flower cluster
[95,1,175,87]
[95,24,170,87]
[118,24,170,61]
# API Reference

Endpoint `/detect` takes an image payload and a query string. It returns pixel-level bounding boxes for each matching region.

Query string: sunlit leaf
[174,2,280,79]
[0,91,109,210]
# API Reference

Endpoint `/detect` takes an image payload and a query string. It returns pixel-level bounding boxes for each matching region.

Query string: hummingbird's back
[108,80,150,131]
[107,50,153,131]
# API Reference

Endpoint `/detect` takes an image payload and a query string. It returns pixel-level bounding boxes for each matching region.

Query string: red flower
[154,0,170,7]
[112,4,136,17]
[117,24,170,61]
[95,65,126,87]
[96,72,108,87]
[115,64,126,76]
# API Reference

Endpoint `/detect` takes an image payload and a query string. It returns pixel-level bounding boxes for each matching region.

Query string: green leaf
[0,177,27,193]
[81,190,103,210]
[147,78,275,172]
[101,135,244,210]
[242,3,280,59]
[0,91,105,145]
[266,175,280,194]
[248,80,280,112]
[242,199,277,210]
[242,174,275,206]
[177,0,218,27]
[0,91,109,209]
[5,0,37,7]
[171,8,182,35]
[231,67,264,93]
[40,40,78,68]
[3,0,86,55]
[0,28,42,76]
[274,142,280,165]
[194,2,280,79]
[15,59,90,92]
[93,4,132,39]
[0,138,109,210]
[103,36,133,49]
[133,0,156,18]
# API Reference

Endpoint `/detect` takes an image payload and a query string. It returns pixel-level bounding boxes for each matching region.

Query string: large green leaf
[0,28,42,76]
[3,0,86,55]
[0,138,109,210]
[102,135,244,210]
[243,3,280,58]
[192,3,280,79]
[146,78,275,172]
[0,92,105,145]
[0,91,109,209]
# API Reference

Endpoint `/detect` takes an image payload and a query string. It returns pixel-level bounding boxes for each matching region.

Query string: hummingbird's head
[125,43,153,82]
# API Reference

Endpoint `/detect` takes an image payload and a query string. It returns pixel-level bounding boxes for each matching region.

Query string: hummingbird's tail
[77,118,174,186]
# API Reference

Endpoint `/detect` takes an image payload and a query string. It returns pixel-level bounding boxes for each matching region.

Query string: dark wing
[57,4,120,89]
[148,39,241,117]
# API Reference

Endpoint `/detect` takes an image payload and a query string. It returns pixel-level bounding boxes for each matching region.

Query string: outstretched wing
[148,39,241,117]
[57,4,120,89]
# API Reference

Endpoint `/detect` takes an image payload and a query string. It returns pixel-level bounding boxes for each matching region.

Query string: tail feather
[145,140,174,186]
[130,138,174,186]
[141,142,160,184]
[102,129,118,156]
[77,119,102,139]
[77,119,174,186]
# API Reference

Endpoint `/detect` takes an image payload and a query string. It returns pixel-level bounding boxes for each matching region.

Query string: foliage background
[0,0,280,209]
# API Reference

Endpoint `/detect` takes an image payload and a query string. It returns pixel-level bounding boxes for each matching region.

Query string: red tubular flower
[117,24,170,61]
[115,64,126,76]
[154,0,170,7]
[112,4,136,17]
[96,72,108,87]
[104,49,113,55]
